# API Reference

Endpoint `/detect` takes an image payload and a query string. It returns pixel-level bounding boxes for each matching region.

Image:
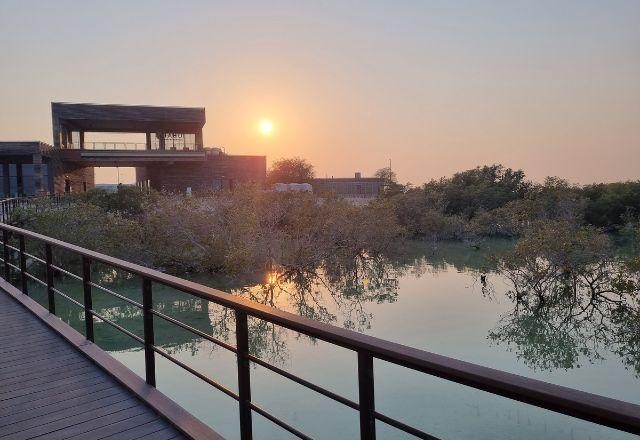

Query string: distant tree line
[10,162,640,276]
[373,164,640,241]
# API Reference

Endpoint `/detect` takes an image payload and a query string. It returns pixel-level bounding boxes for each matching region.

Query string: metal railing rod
[142,278,155,386]
[23,271,47,288]
[50,264,83,282]
[152,345,239,401]
[151,309,237,353]
[51,287,84,309]
[5,261,20,272]
[5,244,21,253]
[90,309,144,344]
[374,411,440,440]
[247,353,359,411]
[23,252,46,265]
[249,402,312,440]
[88,281,143,309]
[18,235,27,295]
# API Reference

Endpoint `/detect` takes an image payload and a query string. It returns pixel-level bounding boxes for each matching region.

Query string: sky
[0,0,638,185]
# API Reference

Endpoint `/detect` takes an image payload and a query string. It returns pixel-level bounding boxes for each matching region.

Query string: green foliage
[77,185,153,218]
[427,164,529,219]
[13,202,143,264]
[17,189,401,276]
[382,164,640,240]
[374,166,404,197]
[582,181,640,229]
[266,157,315,184]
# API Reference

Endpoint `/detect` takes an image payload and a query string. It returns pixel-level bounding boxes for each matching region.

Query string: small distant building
[272,183,313,192]
[0,102,266,196]
[312,172,383,198]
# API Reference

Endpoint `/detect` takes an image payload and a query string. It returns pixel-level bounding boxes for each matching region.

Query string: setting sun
[258,119,273,136]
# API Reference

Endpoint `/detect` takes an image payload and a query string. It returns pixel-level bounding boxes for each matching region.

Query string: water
[20,239,639,439]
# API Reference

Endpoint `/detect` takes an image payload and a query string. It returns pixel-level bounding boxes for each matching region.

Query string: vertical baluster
[45,243,55,314]
[235,310,253,440]
[19,234,27,295]
[2,230,9,280]
[82,256,94,341]
[358,351,376,440]
[142,278,156,386]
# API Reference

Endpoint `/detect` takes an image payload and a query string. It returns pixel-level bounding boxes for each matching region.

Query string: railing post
[235,310,253,440]
[142,277,156,386]
[358,351,376,440]
[2,229,9,280]
[19,234,27,295]
[82,256,94,342]
[45,243,55,314]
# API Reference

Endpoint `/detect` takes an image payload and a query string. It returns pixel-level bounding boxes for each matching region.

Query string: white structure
[272,183,313,192]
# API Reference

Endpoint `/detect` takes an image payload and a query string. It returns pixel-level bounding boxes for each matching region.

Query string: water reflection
[21,238,639,378]
[489,250,640,376]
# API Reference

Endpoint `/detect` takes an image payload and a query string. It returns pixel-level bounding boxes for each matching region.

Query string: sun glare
[259,119,274,136]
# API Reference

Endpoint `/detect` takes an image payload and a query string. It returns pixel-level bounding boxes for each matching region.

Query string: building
[312,172,383,198]
[0,102,266,197]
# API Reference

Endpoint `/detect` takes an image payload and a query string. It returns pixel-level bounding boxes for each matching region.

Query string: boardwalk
[0,290,186,440]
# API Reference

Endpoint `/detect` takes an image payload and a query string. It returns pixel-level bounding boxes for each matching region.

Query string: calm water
[20,240,639,439]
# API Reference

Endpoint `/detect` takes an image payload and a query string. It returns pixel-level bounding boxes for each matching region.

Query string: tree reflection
[43,253,402,367]
[488,222,640,376]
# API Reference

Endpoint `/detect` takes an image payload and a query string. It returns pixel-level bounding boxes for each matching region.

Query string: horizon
[1,0,638,185]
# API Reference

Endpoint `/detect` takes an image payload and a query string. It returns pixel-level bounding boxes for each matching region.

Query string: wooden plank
[0,344,74,365]
[0,394,137,436]
[0,358,88,381]
[0,351,84,372]
[137,427,184,440]
[0,370,106,401]
[1,381,116,413]
[0,364,95,392]
[0,279,221,440]
[93,418,172,440]
[59,412,162,440]
[0,336,68,353]
[0,387,127,427]
[0,376,112,411]
[5,399,146,440]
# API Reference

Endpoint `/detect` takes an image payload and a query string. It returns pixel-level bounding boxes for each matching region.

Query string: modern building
[312,172,383,198]
[0,102,266,196]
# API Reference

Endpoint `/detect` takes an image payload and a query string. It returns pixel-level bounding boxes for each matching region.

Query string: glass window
[9,164,17,196]
[22,164,35,195]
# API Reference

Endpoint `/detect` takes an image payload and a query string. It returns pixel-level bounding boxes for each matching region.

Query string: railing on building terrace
[0,222,638,439]
[66,142,200,151]
[0,195,70,224]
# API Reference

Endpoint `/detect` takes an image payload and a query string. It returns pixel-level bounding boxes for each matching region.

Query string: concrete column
[146,133,152,150]
[61,127,69,148]
[79,131,85,149]
[16,163,23,196]
[157,132,166,150]
[195,130,203,150]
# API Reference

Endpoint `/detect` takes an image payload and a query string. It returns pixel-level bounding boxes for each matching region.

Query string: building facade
[0,102,266,196]
[312,172,383,198]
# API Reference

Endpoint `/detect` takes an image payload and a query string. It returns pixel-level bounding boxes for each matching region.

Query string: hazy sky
[1,0,638,184]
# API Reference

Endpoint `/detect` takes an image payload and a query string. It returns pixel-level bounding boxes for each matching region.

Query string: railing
[0,222,638,439]
[66,142,201,151]
[0,195,69,224]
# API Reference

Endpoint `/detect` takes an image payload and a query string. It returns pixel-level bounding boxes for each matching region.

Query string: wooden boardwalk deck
[0,291,187,440]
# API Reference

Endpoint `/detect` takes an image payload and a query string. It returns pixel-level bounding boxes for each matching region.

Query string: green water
[18,240,639,439]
